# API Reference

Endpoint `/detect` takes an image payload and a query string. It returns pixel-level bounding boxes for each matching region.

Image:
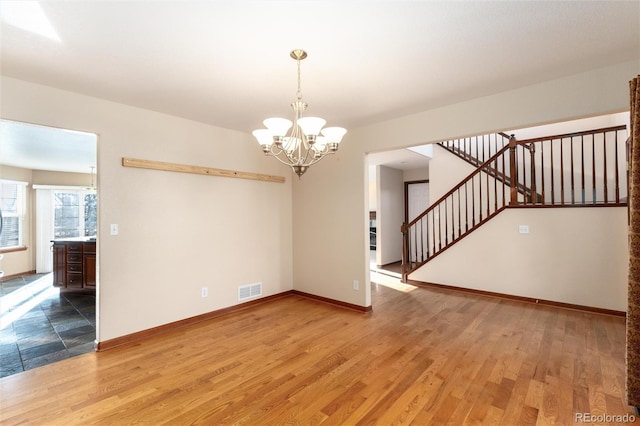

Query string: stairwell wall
[422,131,629,311]
[408,206,628,311]
[292,60,637,309]
[376,166,404,266]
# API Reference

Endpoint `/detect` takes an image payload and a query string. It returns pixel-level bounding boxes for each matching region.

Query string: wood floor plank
[0,281,634,425]
[500,375,531,424]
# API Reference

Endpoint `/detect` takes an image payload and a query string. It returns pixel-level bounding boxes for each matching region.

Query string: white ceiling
[0,1,638,173]
[0,119,97,174]
[368,145,433,172]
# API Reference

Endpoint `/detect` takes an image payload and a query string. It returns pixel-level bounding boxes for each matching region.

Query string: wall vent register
[238,282,262,301]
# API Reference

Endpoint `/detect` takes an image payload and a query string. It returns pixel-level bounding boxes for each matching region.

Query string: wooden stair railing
[401,124,629,282]
[401,145,512,281]
[439,133,543,203]
[512,125,628,206]
[439,132,511,167]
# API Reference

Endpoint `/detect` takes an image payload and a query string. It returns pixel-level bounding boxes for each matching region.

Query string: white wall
[291,60,637,310]
[376,166,403,265]
[368,165,377,212]
[291,140,370,306]
[404,168,429,182]
[1,76,293,342]
[2,60,636,340]
[409,207,628,311]
[429,145,477,203]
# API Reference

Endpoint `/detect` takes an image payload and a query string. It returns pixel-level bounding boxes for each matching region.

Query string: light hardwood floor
[0,276,634,425]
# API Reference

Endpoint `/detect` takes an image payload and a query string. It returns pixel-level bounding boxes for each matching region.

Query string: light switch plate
[110,224,119,235]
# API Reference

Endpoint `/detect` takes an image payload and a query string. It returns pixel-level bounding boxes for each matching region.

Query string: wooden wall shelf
[122,157,285,184]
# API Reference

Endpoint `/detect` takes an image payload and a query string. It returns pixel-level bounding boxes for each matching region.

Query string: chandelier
[252,50,347,178]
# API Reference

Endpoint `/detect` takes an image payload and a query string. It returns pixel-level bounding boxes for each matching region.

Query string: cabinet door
[53,244,66,287]
[83,254,96,287]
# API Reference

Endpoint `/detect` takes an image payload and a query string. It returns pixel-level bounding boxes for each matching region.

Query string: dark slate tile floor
[0,273,96,378]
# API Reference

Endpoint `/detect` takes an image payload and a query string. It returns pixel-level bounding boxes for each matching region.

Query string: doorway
[404,180,430,263]
[405,180,429,225]
[0,119,98,377]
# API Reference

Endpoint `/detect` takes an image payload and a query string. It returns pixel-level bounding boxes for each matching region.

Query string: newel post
[509,135,518,206]
[401,222,408,283]
[400,222,412,283]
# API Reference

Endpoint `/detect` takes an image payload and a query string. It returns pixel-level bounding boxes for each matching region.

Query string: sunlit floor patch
[370,271,417,293]
[1,274,58,330]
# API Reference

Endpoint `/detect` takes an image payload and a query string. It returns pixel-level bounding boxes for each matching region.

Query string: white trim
[35,189,54,273]
[2,179,28,186]
[33,184,94,190]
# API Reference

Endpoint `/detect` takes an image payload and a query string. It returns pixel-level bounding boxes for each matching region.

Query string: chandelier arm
[289,150,336,169]
[306,150,336,167]
[267,142,305,167]
[296,136,304,165]
[267,145,285,157]
[299,143,314,166]
[264,145,337,172]
[265,151,299,167]
[302,147,334,168]
[282,142,301,165]
[265,144,295,163]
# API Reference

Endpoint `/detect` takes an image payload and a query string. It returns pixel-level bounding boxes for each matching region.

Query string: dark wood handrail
[439,132,511,167]
[439,134,542,203]
[402,145,509,231]
[514,125,627,145]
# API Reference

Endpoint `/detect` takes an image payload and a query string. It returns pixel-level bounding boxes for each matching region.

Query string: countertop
[51,237,97,243]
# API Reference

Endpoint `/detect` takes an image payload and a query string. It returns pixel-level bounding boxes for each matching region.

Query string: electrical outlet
[353,280,359,290]
[201,287,208,298]
[110,224,119,235]
[519,225,529,234]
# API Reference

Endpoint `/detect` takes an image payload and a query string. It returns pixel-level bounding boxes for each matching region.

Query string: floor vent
[238,282,262,301]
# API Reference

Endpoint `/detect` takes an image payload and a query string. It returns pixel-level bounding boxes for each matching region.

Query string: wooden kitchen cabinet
[52,243,66,286]
[83,242,96,288]
[52,239,96,288]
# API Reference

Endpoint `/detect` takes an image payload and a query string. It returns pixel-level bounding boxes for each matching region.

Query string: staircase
[401,124,629,281]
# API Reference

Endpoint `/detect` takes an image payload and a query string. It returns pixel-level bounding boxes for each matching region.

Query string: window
[0,180,27,249]
[54,190,97,238]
